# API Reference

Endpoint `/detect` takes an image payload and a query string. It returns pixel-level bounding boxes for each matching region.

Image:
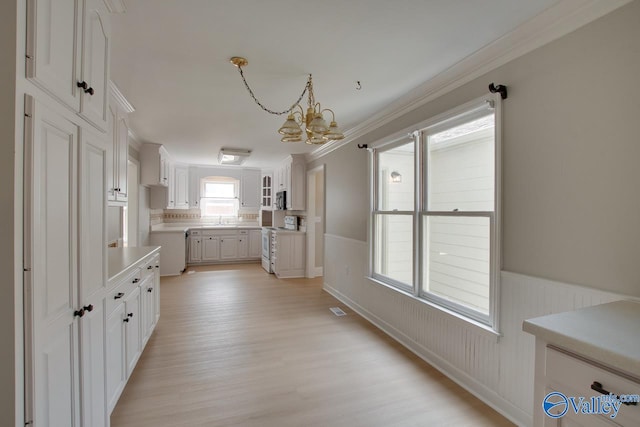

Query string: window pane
[200,198,239,217]
[422,215,490,315]
[373,214,413,286]
[378,142,414,211]
[203,182,235,198]
[427,114,494,212]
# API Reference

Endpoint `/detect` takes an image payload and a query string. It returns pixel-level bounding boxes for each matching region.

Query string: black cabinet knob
[127,312,134,318]
[77,81,88,90]
[83,304,94,312]
[147,266,153,270]
[132,278,140,284]
[85,87,94,95]
[123,318,129,323]
[155,265,160,269]
[73,308,85,318]
[114,292,124,300]
[147,288,153,293]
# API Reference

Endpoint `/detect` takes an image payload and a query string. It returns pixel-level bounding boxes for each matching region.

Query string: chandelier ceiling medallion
[230,56,344,144]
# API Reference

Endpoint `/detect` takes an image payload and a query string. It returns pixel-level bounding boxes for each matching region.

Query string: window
[200,176,240,218]
[371,96,500,329]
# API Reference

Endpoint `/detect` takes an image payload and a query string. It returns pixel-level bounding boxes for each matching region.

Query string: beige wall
[311,1,640,297]
[1,0,17,423]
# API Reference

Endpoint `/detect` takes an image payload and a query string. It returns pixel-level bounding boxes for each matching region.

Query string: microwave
[275,191,286,210]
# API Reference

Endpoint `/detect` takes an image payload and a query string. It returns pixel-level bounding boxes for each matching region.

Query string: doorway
[306,165,325,278]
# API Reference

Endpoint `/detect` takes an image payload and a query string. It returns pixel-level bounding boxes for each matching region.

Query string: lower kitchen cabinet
[272,231,306,278]
[105,248,161,415]
[187,228,262,265]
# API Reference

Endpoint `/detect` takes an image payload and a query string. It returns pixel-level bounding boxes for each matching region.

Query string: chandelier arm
[237,67,311,116]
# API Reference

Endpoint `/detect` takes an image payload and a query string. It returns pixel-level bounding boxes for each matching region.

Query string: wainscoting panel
[323,233,626,426]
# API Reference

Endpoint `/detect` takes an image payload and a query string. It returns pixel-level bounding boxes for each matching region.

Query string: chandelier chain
[237,66,311,116]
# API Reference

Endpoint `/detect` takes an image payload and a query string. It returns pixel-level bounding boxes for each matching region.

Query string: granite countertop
[523,300,640,378]
[150,223,261,233]
[108,246,161,282]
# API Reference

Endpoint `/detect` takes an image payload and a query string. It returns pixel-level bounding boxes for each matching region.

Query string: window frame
[369,95,502,331]
[199,176,240,219]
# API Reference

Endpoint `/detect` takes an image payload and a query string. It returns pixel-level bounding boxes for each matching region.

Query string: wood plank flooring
[111,264,514,427]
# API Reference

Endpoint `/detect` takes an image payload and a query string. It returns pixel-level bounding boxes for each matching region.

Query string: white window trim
[368,94,502,333]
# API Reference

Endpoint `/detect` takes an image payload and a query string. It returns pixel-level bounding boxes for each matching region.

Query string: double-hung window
[200,176,240,219]
[371,96,500,329]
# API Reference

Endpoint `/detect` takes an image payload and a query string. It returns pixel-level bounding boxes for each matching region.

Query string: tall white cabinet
[23,1,112,426]
[24,96,108,427]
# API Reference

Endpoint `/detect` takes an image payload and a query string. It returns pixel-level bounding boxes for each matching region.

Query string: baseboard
[324,282,531,427]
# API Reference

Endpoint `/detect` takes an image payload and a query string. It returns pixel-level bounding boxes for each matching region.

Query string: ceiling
[110,0,564,168]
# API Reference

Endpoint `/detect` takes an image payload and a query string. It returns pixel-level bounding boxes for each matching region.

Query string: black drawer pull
[147,288,153,293]
[114,292,124,299]
[147,266,153,270]
[132,278,140,284]
[123,318,129,323]
[127,312,134,318]
[591,381,638,406]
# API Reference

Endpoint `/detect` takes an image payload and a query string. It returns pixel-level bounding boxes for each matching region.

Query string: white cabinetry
[249,230,262,258]
[203,236,221,261]
[141,143,170,187]
[240,168,261,210]
[105,249,160,414]
[24,96,108,427]
[261,173,273,209]
[187,228,262,264]
[273,155,306,210]
[174,165,190,208]
[26,0,111,132]
[271,231,306,278]
[524,301,640,427]
[107,84,133,205]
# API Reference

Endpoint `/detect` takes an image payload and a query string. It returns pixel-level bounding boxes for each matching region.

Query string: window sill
[366,276,502,342]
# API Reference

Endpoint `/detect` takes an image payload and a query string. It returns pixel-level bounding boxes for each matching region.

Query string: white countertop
[108,246,161,281]
[523,300,640,378]
[272,228,306,234]
[150,223,261,233]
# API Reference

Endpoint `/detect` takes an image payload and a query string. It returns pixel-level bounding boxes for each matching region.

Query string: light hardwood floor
[111,264,514,427]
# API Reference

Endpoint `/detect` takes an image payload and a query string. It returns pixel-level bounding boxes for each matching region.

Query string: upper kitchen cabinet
[26,0,111,132]
[274,154,306,211]
[261,172,273,210]
[107,83,134,205]
[240,169,260,210]
[174,165,190,209]
[140,143,170,187]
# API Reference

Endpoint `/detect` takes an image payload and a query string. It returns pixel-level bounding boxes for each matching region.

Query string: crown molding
[306,0,631,163]
[128,129,141,151]
[109,81,135,113]
[104,0,126,14]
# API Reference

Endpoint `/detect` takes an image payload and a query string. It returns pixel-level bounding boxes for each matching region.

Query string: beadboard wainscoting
[323,233,626,426]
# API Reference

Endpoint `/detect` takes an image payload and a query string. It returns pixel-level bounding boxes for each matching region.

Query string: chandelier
[230,56,344,144]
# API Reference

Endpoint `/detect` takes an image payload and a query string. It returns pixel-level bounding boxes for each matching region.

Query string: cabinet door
[106,304,126,412]
[203,236,220,261]
[249,230,262,258]
[80,300,106,427]
[124,287,141,377]
[153,257,161,323]
[291,234,306,270]
[220,237,238,260]
[106,102,117,202]
[290,159,306,210]
[139,275,154,345]
[189,237,202,262]
[238,235,249,258]
[79,0,110,131]
[175,166,189,208]
[26,0,81,112]
[79,129,107,426]
[115,113,129,202]
[241,169,260,209]
[24,97,81,427]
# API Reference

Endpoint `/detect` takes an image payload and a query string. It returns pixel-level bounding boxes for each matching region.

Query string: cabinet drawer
[106,269,141,315]
[141,256,157,279]
[546,347,640,425]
